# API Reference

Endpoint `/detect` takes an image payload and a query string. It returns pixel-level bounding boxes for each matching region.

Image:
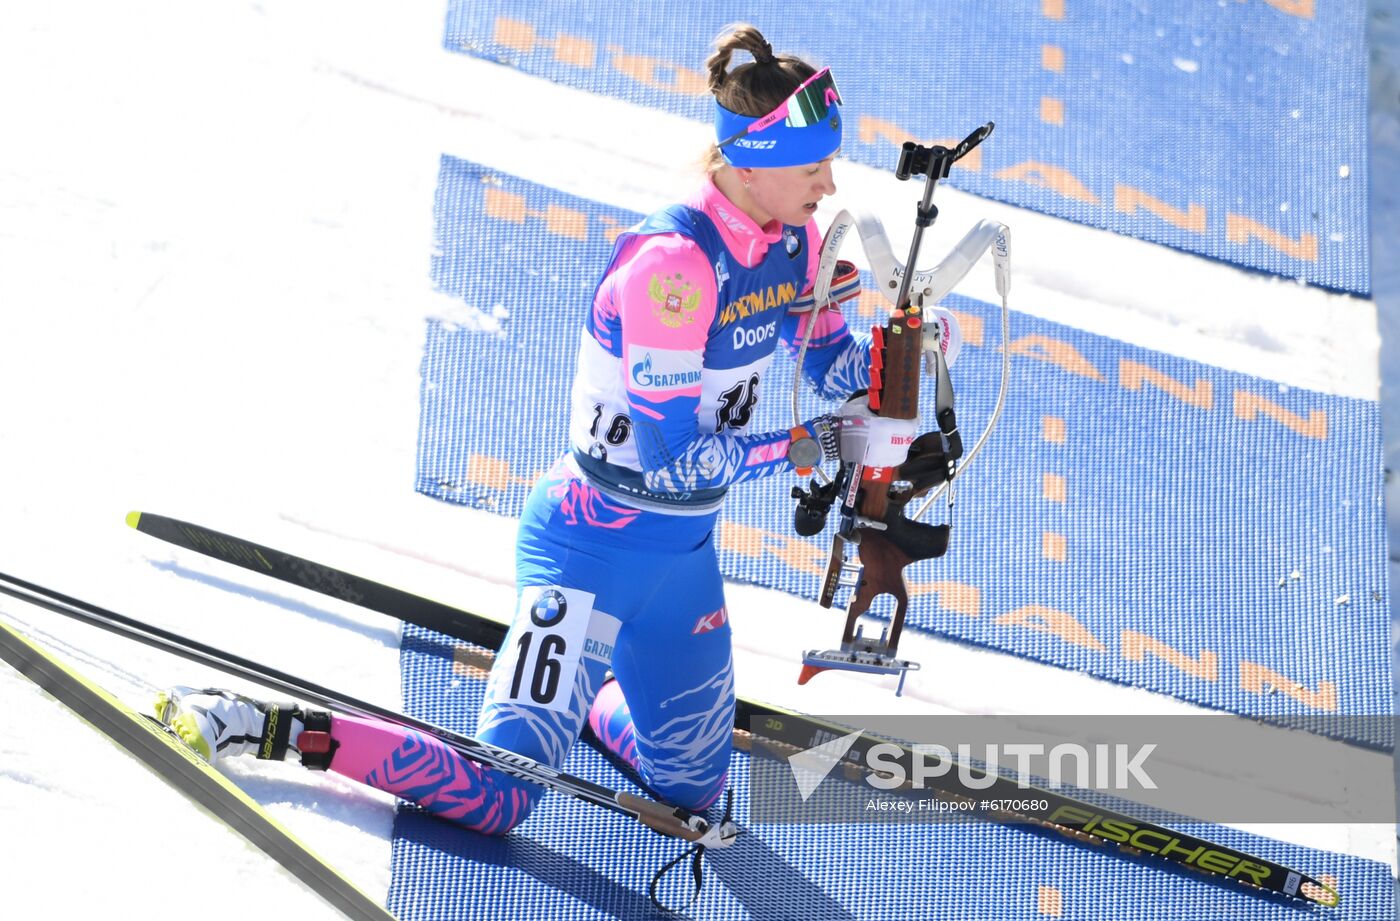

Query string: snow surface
[0,1,1394,918]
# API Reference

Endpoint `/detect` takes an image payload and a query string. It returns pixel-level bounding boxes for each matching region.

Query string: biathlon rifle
[791,123,1008,695]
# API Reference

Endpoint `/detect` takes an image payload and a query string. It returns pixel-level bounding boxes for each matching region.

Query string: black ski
[124,512,500,649]
[126,510,1341,908]
[0,615,397,921]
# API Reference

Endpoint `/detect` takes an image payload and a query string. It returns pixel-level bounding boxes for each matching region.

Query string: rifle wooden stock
[836,305,930,648]
[872,308,924,419]
[859,307,923,523]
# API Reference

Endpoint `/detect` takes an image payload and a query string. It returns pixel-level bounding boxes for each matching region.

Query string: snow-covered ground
[0,2,1393,918]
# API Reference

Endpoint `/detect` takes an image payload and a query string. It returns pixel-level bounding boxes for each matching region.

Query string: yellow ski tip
[125,511,141,529]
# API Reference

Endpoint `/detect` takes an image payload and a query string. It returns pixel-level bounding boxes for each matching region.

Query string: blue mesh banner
[387,626,1392,920]
[418,155,1390,745]
[444,1,1369,294]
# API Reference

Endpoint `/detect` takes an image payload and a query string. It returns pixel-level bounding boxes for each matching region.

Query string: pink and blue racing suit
[321,179,872,832]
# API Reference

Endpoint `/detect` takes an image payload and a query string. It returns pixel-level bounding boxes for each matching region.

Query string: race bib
[499,586,598,713]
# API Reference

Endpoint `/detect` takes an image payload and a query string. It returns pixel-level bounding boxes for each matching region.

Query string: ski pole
[0,570,736,852]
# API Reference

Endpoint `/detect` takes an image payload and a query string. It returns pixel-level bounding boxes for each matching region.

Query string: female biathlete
[156,23,936,839]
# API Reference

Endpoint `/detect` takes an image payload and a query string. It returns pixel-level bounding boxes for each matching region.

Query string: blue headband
[713,100,843,168]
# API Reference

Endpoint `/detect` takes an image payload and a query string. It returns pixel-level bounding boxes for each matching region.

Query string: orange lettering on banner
[1040,97,1065,126]
[1233,391,1328,440]
[907,580,981,617]
[766,536,828,577]
[1042,473,1067,503]
[483,189,589,241]
[1262,0,1314,19]
[1042,532,1068,561]
[995,161,1101,205]
[1038,886,1064,918]
[1239,661,1337,711]
[1121,630,1220,681]
[717,522,825,576]
[466,455,536,489]
[994,605,1108,652]
[1008,335,1105,381]
[1041,45,1066,73]
[1042,0,1066,20]
[1119,359,1213,410]
[1042,416,1067,444]
[483,187,527,223]
[598,215,627,244]
[856,116,983,170]
[492,17,595,67]
[1114,185,1207,234]
[552,34,596,68]
[718,521,766,557]
[1225,213,1318,262]
[857,115,904,148]
[541,204,587,241]
[492,17,536,52]
[609,49,707,95]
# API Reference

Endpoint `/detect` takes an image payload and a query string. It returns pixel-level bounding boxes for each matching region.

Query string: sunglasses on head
[716,67,842,150]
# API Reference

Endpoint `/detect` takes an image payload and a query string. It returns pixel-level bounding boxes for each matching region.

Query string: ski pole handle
[619,793,711,842]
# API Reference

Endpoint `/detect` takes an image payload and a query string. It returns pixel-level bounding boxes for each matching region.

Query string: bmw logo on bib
[783,228,802,259]
[530,588,568,627]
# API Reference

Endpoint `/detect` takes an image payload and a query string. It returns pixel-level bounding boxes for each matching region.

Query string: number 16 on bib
[499,586,598,713]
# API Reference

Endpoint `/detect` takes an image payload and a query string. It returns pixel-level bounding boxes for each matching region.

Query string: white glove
[922,307,962,369]
[837,396,917,469]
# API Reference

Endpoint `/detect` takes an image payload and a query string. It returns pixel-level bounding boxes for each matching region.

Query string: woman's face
[742,154,838,227]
